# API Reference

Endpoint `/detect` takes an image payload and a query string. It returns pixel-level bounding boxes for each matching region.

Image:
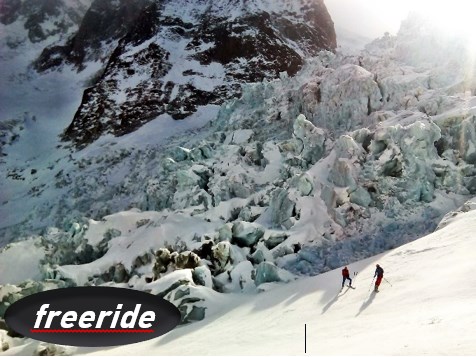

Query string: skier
[374,264,384,292]
[342,266,352,288]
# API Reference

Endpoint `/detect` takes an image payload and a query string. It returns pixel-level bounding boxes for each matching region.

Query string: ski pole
[368,277,375,292]
[384,277,392,287]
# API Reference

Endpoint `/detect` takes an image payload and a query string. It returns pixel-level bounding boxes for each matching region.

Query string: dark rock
[61,39,173,147]
[293,242,302,253]
[34,0,149,71]
[193,240,214,261]
[175,251,201,269]
[182,305,206,323]
[173,287,190,301]
[152,248,172,278]
[132,252,152,270]
[0,0,22,25]
[112,263,129,283]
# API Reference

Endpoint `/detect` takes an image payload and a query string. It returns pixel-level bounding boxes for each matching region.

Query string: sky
[325,0,476,39]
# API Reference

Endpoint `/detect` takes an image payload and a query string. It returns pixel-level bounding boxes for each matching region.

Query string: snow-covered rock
[314,64,382,132]
[217,223,233,242]
[0,0,90,45]
[254,261,294,286]
[264,233,289,250]
[231,221,265,247]
[216,260,255,293]
[269,188,296,229]
[293,114,326,165]
[192,265,213,289]
[349,186,372,207]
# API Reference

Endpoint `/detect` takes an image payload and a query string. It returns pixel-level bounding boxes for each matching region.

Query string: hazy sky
[325,0,476,39]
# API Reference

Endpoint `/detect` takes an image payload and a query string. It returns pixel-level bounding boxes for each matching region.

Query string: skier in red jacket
[374,264,384,292]
[342,266,352,288]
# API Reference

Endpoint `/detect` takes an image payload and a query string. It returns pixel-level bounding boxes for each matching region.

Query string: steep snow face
[0,0,92,120]
[33,0,148,71]
[47,0,336,147]
[0,0,90,45]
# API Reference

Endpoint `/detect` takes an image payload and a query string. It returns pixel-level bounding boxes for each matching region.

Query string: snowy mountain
[2,7,476,356]
[0,0,91,45]
[0,0,336,241]
[47,0,337,147]
[0,0,92,85]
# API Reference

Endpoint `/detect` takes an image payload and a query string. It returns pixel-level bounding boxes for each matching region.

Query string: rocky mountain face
[0,0,90,46]
[33,0,147,70]
[31,0,336,147]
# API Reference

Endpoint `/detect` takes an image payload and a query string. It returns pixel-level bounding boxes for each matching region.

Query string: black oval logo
[4,287,181,347]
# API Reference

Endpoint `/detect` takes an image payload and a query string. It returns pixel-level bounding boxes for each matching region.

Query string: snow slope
[3,203,474,355]
[56,205,475,355]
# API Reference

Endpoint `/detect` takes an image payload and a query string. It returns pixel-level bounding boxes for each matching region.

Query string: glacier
[2,10,476,355]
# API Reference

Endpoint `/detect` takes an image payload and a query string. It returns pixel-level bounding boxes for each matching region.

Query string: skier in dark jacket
[374,264,384,292]
[342,266,352,288]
